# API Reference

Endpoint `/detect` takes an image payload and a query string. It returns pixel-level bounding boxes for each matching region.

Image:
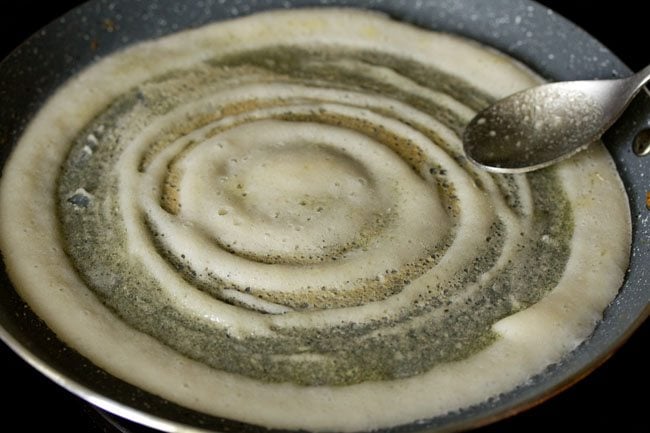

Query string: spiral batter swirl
[0,9,631,431]
[55,42,571,385]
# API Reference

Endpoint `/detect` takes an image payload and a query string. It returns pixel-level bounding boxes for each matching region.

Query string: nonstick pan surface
[1,1,648,432]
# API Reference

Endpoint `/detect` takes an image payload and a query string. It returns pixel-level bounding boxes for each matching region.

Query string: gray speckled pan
[0,0,648,432]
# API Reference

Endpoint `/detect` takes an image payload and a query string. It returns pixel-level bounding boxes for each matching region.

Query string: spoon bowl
[463,64,650,173]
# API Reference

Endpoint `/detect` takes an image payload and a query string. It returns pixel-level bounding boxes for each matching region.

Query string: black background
[1,1,647,432]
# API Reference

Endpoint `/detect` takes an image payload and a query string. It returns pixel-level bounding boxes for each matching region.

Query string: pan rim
[0,1,648,432]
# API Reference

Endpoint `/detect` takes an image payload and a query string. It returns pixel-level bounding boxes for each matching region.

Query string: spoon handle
[598,64,650,128]
[628,64,650,95]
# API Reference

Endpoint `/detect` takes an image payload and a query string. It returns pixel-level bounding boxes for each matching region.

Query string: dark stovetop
[1,1,648,432]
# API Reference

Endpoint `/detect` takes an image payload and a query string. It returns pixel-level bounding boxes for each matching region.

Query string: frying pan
[0,0,648,431]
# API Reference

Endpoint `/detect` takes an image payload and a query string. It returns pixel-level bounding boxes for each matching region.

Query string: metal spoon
[462,64,650,173]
